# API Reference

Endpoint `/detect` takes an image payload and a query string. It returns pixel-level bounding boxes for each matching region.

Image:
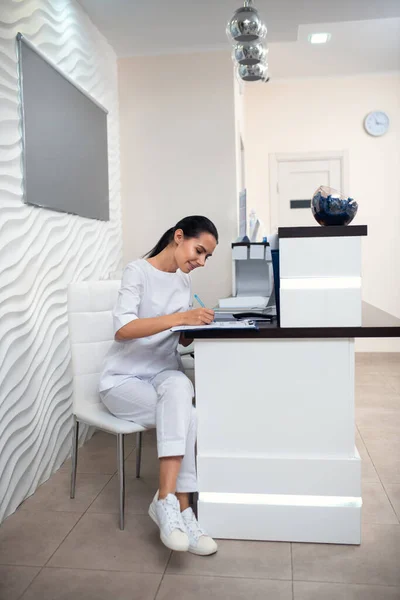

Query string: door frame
[268,150,350,232]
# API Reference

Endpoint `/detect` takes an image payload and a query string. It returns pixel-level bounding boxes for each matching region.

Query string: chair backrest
[108,270,123,280]
[67,280,120,408]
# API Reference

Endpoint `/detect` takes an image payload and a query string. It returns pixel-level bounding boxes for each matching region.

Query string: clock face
[364,111,389,137]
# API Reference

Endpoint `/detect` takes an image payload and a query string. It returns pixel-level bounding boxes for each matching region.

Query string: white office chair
[67,280,195,531]
[67,280,148,530]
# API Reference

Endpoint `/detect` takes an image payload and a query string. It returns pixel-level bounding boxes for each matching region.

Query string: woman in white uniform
[99,216,218,556]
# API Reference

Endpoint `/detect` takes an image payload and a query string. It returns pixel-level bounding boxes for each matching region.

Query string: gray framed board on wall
[17,33,109,221]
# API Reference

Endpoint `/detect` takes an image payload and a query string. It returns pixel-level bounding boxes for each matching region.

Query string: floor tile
[373,460,400,486]
[157,574,293,600]
[19,471,111,514]
[88,474,157,515]
[20,567,161,600]
[356,407,400,432]
[48,512,170,573]
[386,376,400,395]
[358,433,400,484]
[0,511,81,566]
[385,485,400,520]
[361,482,398,524]
[292,523,400,586]
[355,388,400,410]
[355,431,380,483]
[369,352,400,363]
[354,371,393,389]
[366,355,400,375]
[125,445,160,480]
[293,581,400,600]
[355,353,374,366]
[167,539,291,580]
[0,565,40,600]
[60,431,138,475]
[61,444,132,475]
[87,430,137,451]
[360,429,400,445]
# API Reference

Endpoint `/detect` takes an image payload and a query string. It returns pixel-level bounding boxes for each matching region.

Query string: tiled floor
[1,353,399,600]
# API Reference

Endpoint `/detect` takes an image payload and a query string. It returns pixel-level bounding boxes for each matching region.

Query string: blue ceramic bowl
[311,186,358,226]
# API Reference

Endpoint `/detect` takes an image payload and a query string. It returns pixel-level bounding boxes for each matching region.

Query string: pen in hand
[194,294,206,308]
[193,294,215,324]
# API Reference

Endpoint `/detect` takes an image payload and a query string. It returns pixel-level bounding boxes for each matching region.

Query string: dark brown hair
[144,216,218,258]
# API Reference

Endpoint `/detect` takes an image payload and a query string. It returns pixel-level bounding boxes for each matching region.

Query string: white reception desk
[186,226,400,545]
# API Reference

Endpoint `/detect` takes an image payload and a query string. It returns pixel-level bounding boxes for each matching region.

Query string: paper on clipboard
[171,320,258,332]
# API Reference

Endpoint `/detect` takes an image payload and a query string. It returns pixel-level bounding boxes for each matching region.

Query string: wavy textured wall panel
[0,0,122,521]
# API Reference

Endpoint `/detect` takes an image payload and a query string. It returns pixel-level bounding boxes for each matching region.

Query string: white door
[271,155,344,229]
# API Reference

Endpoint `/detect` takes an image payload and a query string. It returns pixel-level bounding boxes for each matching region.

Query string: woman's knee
[156,371,194,402]
[101,379,158,427]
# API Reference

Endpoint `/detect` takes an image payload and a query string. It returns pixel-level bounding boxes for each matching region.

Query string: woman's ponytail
[144,227,175,258]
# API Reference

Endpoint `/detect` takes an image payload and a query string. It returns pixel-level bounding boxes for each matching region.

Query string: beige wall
[244,74,400,350]
[118,51,237,307]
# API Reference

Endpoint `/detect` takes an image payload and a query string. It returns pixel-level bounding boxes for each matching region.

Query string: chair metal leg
[117,433,125,530]
[136,431,143,479]
[70,416,79,499]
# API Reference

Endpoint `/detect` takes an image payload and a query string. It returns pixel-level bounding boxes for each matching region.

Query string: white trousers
[100,370,197,492]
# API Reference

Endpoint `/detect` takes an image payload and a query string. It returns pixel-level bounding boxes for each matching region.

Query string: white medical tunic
[99,259,191,392]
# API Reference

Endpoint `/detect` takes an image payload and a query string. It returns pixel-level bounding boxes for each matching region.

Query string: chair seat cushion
[74,402,148,434]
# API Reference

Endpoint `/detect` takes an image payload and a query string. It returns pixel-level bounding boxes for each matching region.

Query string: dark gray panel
[290,199,311,209]
[18,35,109,220]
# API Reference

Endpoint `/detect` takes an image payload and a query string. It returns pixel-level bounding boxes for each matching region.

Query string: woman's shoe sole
[188,545,218,556]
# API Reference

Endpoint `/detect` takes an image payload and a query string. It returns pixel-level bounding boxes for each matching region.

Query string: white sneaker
[181,507,218,556]
[148,491,189,552]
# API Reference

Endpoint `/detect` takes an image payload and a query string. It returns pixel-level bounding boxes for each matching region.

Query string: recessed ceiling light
[308,33,331,44]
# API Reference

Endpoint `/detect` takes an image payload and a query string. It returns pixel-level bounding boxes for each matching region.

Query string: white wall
[118,51,237,308]
[244,74,400,350]
[0,0,122,521]
[234,74,245,197]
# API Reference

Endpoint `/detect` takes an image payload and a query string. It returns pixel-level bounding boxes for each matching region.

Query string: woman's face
[174,230,217,274]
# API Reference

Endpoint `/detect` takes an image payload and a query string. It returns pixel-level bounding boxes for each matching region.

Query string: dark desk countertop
[184,303,400,340]
[278,225,368,238]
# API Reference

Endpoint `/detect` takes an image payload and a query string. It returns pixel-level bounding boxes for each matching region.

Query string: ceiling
[270,18,400,78]
[78,0,400,77]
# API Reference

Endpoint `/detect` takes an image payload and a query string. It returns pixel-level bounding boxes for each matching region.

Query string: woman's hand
[181,308,215,326]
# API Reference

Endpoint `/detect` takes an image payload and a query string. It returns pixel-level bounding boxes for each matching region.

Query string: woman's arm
[115,308,214,341]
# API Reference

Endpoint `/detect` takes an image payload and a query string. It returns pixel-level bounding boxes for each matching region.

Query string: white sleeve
[188,276,193,310]
[113,263,143,335]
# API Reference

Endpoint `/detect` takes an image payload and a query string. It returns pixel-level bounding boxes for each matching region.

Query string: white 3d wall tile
[0,0,122,521]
